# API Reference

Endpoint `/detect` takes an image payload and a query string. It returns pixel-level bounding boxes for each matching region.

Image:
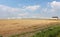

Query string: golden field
[0,19,59,37]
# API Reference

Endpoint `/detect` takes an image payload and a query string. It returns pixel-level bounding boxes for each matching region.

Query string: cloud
[18,12,29,16]
[0,4,41,18]
[50,1,60,8]
[40,1,60,17]
[0,5,40,13]
[25,5,40,11]
[42,1,60,13]
[50,1,60,12]
[0,5,24,13]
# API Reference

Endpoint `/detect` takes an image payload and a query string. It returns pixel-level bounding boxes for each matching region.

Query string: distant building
[52,16,58,20]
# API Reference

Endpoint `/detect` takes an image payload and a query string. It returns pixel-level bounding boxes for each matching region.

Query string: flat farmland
[0,19,59,37]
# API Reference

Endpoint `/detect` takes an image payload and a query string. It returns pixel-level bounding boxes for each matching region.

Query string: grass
[32,23,60,37]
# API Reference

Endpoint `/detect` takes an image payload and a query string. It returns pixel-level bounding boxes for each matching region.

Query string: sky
[0,0,60,19]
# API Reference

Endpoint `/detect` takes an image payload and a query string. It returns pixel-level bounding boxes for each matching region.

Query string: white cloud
[25,5,40,11]
[50,1,60,13]
[18,12,28,16]
[0,4,41,18]
[50,1,56,8]
[0,5,24,13]
[0,5,40,13]
[0,2,52,19]
[50,1,60,8]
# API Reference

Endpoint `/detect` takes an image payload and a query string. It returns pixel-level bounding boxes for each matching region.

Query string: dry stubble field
[0,19,59,37]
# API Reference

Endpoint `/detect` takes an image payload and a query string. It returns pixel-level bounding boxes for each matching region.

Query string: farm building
[52,16,59,20]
